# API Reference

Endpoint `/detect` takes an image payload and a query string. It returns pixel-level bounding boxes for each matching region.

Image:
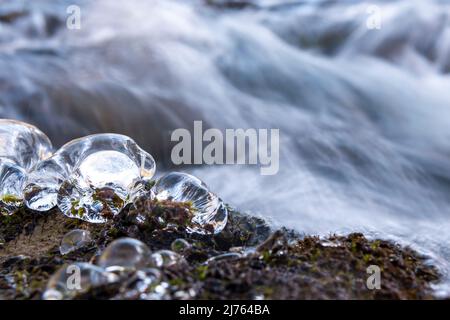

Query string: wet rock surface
[0,197,441,300]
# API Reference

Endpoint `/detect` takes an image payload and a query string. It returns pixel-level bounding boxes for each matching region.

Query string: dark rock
[0,199,443,300]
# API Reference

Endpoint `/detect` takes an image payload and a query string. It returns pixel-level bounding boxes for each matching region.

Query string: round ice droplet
[0,119,53,170]
[119,268,162,299]
[149,250,183,268]
[60,229,92,255]
[24,159,68,212]
[152,172,228,234]
[42,262,115,300]
[143,281,170,300]
[0,119,53,215]
[97,238,151,272]
[0,160,26,215]
[170,238,192,254]
[24,133,155,221]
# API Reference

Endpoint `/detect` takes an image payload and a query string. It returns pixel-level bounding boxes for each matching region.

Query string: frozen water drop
[173,288,197,300]
[23,158,67,211]
[24,133,155,221]
[152,172,228,234]
[97,238,151,272]
[0,119,53,170]
[206,252,242,264]
[58,179,127,223]
[42,262,116,300]
[58,135,155,222]
[119,268,162,299]
[60,229,92,255]
[0,119,53,214]
[319,239,341,248]
[149,250,184,268]
[58,151,137,221]
[170,238,192,254]
[129,179,154,203]
[0,160,26,215]
[143,281,170,300]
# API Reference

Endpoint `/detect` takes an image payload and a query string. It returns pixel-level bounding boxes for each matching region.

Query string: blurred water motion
[1,0,450,295]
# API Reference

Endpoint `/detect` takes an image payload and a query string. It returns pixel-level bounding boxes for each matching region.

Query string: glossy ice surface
[60,229,92,255]
[149,250,183,268]
[0,119,53,215]
[170,238,192,253]
[152,172,228,234]
[97,238,152,272]
[42,262,116,300]
[24,133,155,222]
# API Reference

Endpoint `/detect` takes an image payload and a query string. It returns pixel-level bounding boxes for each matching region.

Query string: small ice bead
[170,238,192,254]
[42,262,114,300]
[0,119,53,170]
[0,119,53,214]
[129,179,154,203]
[143,281,170,300]
[149,250,183,268]
[206,252,242,264]
[23,158,68,211]
[60,229,92,255]
[0,159,26,215]
[97,238,151,272]
[152,172,228,234]
[57,151,139,222]
[53,134,156,222]
[120,268,162,299]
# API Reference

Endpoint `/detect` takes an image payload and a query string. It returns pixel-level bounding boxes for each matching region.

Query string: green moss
[107,227,119,238]
[371,240,381,250]
[92,188,125,209]
[255,286,274,299]
[169,278,185,287]
[1,194,22,203]
[0,200,442,300]
[261,250,271,264]
[0,212,21,225]
[196,265,209,281]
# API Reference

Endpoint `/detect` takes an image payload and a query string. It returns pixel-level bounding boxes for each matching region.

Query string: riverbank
[0,195,441,300]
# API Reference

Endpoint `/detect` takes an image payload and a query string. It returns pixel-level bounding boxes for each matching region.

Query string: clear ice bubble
[23,158,68,212]
[152,172,228,234]
[97,238,151,272]
[206,252,242,264]
[0,119,53,215]
[142,281,170,300]
[24,134,155,222]
[173,288,197,300]
[149,250,184,268]
[0,160,26,215]
[129,179,154,204]
[60,229,92,255]
[119,268,162,299]
[170,238,192,254]
[42,262,117,300]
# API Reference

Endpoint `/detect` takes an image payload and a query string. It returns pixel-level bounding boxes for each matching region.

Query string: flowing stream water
[1,0,450,295]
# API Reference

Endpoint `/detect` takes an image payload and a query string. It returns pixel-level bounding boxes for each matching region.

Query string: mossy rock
[0,198,442,300]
